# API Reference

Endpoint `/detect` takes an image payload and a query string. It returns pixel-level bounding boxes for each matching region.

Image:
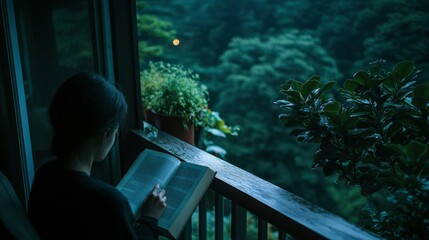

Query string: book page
[117,149,181,215]
[158,162,213,230]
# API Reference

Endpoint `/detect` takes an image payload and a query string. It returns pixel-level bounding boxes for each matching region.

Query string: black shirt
[28,160,157,240]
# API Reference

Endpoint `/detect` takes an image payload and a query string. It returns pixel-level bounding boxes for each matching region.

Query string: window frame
[108,0,143,176]
[0,0,35,206]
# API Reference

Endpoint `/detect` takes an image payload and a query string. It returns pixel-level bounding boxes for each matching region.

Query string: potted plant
[140,61,238,145]
[275,60,429,239]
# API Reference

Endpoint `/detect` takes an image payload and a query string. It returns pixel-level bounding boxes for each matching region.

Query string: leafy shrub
[275,60,429,239]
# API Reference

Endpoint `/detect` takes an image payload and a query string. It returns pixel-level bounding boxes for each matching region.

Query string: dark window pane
[15,0,94,170]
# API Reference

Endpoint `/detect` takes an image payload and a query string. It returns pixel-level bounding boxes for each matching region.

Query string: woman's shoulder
[35,160,127,205]
[88,177,124,198]
[32,160,61,186]
[83,177,133,221]
[84,176,129,207]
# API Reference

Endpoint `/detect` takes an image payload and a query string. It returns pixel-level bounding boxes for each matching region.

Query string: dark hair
[49,72,128,158]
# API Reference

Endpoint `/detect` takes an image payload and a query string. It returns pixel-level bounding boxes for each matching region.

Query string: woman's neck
[62,144,96,176]
[63,157,93,175]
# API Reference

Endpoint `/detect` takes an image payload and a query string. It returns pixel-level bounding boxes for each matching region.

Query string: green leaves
[353,70,370,85]
[344,79,364,91]
[320,81,336,93]
[276,77,338,132]
[382,141,429,167]
[141,61,210,127]
[393,60,415,80]
[323,100,341,112]
[404,141,428,163]
[278,77,336,106]
[320,101,342,126]
[412,84,429,109]
[277,60,429,239]
[412,84,429,98]
[283,90,302,104]
[301,80,320,98]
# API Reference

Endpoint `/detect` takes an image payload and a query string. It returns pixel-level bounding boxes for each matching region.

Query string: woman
[28,72,166,239]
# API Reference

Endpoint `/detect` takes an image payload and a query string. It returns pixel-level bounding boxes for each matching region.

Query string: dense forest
[136,0,429,237]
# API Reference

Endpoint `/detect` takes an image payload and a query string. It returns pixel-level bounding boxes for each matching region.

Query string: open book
[117,149,216,239]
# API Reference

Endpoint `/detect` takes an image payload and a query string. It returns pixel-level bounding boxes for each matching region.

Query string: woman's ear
[97,129,112,144]
[95,128,118,161]
[101,128,117,140]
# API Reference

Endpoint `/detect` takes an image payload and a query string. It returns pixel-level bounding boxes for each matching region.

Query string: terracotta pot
[149,110,195,145]
[142,107,155,125]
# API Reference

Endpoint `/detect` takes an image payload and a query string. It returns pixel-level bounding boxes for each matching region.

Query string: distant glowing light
[173,39,180,46]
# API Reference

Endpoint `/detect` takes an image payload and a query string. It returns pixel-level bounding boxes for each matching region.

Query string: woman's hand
[141,184,167,219]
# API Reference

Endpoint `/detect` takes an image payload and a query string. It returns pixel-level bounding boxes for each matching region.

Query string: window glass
[14,0,94,170]
[136,0,429,230]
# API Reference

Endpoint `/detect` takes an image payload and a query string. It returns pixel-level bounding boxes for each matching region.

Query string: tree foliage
[136,1,176,62]
[363,9,429,81]
[209,30,355,212]
[138,0,429,234]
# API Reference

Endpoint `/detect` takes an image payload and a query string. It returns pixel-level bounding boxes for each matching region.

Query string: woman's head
[50,72,128,158]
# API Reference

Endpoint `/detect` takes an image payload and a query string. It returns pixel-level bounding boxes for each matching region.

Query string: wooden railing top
[129,124,379,240]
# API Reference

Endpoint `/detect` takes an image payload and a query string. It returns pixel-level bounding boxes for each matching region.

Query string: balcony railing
[125,122,379,240]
